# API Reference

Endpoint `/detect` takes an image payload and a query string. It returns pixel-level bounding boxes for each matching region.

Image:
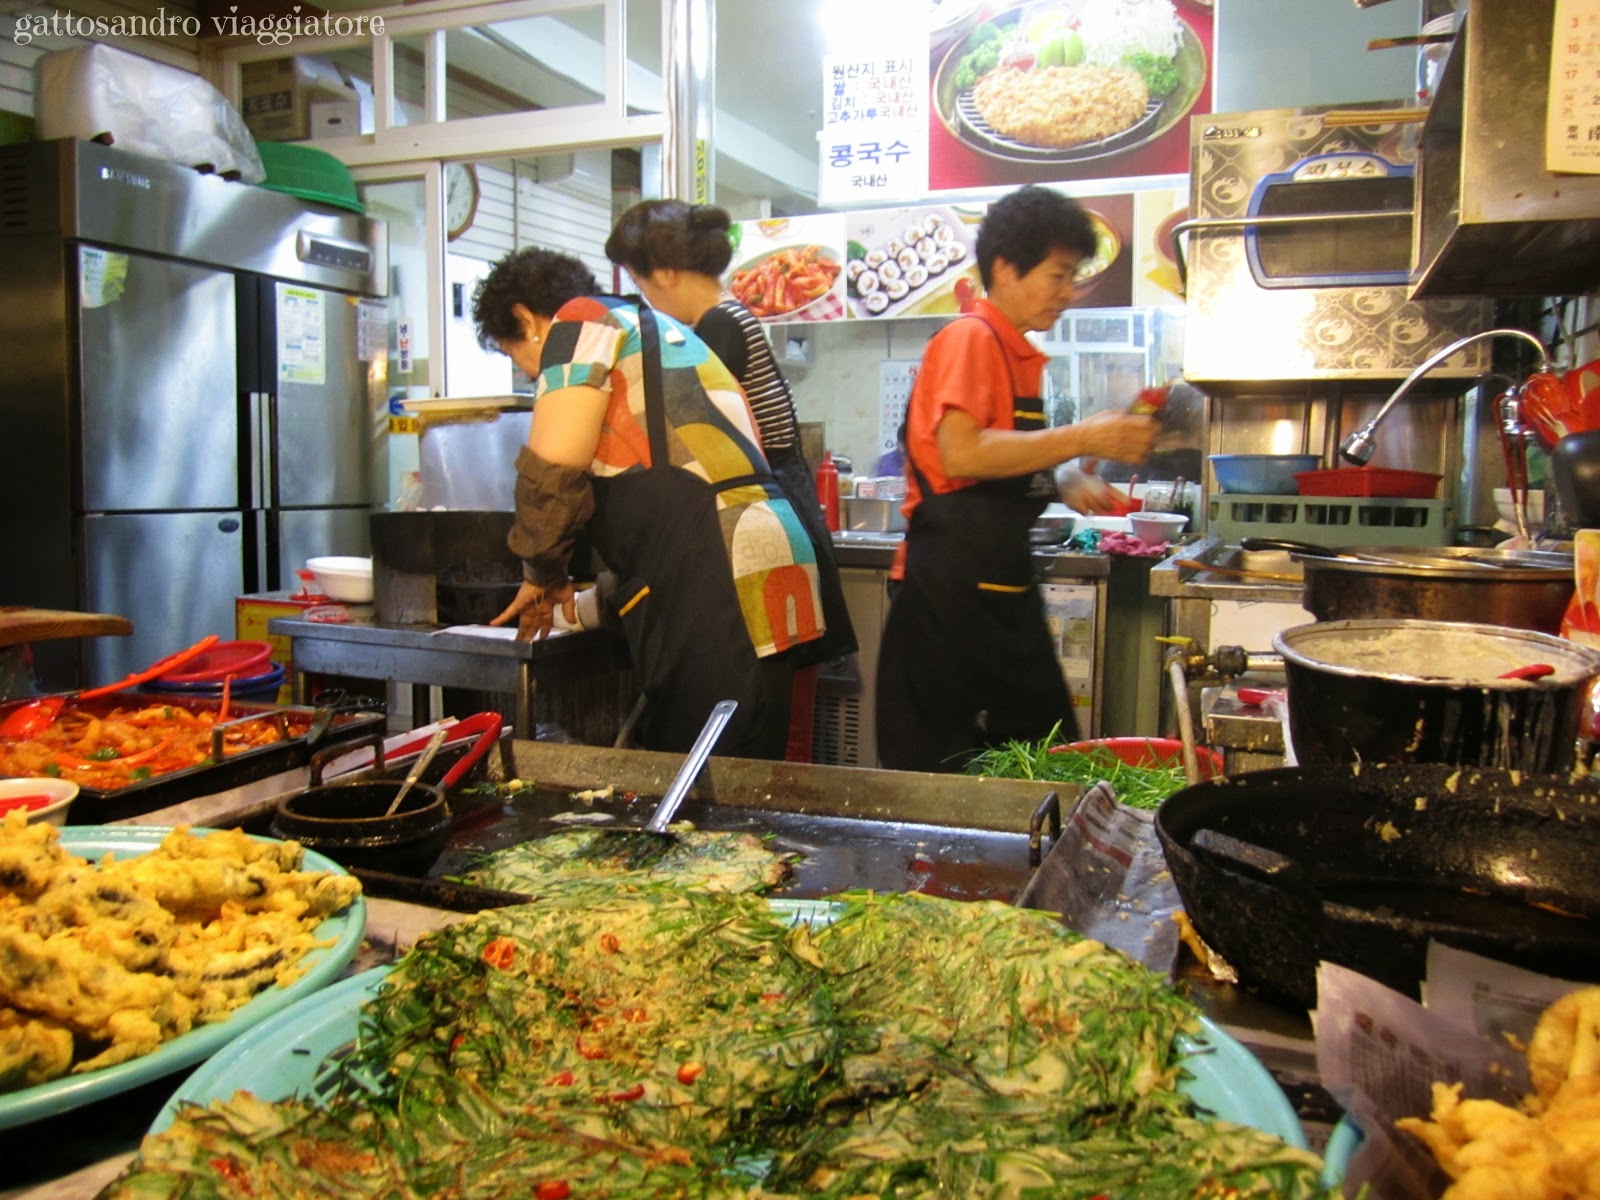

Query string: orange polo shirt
[891,299,1046,577]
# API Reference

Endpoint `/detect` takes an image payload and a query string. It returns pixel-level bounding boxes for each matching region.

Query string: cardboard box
[241,57,357,142]
[235,590,325,703]
[309,99,361,139]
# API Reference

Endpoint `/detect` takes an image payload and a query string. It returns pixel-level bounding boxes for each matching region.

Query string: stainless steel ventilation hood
[1412,0,1600,298]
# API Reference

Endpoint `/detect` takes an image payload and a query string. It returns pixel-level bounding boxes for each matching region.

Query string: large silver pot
[1243,540,1576,633]
[1273,618,1600,773]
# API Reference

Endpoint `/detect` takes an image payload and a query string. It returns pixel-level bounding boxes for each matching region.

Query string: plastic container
[1293,467,1442,499]
[1055,737,1225,779]
[1208,454,1321,494]
[143,662,288,700]
[157,639,273,684]
[816,452,841,533]
[254,139,364,214]
[0,778,78,826]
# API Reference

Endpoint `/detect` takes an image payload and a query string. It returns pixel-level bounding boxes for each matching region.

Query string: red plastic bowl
[157,639,273,684]
[1055,736,1225,780]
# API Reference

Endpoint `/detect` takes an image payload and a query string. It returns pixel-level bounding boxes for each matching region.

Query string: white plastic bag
[35,44,265,183]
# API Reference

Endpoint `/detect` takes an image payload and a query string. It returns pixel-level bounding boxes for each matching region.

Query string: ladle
[385,728,449,817]
[641,700,739,834]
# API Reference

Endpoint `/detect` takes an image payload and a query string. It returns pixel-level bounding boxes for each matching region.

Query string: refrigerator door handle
[248,390,275,509]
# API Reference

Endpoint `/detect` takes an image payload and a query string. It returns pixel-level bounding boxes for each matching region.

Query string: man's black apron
[875,321,1079,773]
[586,307,800,758]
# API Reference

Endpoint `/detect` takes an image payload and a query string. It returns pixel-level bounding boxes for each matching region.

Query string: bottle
[1129,385,1170,416]
[816,451,841,533]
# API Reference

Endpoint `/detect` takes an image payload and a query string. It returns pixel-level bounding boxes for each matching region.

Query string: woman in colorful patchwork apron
[875,186,1158,773]
[473,248,824,759]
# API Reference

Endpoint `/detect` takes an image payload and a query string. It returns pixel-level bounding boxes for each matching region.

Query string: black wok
[1155,763,1600,1009]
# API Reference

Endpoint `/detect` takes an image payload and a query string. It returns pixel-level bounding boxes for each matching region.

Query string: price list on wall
[1548,0,1600,173]
[818,49,928,206]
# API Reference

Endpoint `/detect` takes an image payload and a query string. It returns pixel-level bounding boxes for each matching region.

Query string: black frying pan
[1154,763,1600,1008]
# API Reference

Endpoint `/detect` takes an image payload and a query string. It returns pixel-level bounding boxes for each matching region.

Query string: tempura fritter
[0,813,360,1091]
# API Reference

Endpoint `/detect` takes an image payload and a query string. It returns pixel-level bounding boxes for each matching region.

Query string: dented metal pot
[1273,618,1600,773]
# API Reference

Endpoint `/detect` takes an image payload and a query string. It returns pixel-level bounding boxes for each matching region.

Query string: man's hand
[491,579,578,642]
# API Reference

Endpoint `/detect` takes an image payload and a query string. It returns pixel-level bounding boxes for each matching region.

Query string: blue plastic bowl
[1209,454,1321,494]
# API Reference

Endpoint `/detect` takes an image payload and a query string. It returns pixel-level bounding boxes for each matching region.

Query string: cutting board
[0,607,133,647]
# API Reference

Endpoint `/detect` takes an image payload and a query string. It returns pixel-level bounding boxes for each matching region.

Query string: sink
[1150,537,1307,598]
[1236,548,1303,579]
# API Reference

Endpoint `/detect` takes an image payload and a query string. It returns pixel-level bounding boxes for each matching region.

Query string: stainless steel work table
[269,616,622,739]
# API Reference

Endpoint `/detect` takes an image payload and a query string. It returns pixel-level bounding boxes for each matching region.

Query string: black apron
[587,308,797,758]
[875,321,1079,773]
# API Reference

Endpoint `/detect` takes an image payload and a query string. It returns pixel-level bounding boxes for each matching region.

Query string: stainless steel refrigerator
[0,139,388,689]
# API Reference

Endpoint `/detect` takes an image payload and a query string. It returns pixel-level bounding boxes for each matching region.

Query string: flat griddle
[348,738,1071,910]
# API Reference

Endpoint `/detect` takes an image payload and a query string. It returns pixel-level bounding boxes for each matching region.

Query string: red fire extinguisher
[816,451,841,533]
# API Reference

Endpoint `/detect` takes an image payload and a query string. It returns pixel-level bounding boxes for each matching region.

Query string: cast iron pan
[1155,762,1600,1008]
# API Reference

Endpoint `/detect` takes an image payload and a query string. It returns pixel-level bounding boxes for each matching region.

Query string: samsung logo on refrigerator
[97,166,152,189]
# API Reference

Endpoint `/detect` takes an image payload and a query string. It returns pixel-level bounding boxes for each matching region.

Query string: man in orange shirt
[875,185,1158,773]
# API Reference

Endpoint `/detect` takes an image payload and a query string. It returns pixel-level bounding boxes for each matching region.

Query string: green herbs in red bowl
[965,729,1222,809]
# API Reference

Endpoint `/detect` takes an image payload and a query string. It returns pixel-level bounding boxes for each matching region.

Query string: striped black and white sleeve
[699,300,800,453]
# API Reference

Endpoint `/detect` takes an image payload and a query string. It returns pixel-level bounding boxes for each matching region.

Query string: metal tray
[0,691,386,823]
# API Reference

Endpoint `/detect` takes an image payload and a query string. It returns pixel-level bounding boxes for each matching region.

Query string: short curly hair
[605,199,734,280]
[976,185,1098,289]
[472,247,599,349]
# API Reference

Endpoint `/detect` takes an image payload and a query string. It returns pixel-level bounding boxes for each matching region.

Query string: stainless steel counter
[831,531,1112,578]
[269,616,630,742]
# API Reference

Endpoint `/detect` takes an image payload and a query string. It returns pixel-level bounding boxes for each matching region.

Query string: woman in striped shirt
[606,200,857,685]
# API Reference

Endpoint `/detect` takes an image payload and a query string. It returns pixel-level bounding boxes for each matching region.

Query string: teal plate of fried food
[0,825,365,1130]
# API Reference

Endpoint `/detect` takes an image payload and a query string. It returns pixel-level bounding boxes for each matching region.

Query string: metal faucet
[1339,328,1552,465]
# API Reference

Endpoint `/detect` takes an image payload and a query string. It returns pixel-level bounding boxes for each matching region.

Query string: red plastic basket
[1293,467,1442,499]
[157,639,273,684]
[1054,737,1224,780]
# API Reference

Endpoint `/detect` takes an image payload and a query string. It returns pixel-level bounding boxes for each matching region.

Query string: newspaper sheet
[1315,947,1588,1199]
[1014,782,1184,973]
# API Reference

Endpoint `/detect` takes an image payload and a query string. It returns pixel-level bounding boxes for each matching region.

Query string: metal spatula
[641,700,739,834]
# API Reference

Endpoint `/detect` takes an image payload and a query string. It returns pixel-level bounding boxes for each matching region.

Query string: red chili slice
[480,937,517,970]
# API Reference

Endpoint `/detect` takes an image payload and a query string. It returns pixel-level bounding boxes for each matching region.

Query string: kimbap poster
[843,203,987,320]
[927,0,1215,191]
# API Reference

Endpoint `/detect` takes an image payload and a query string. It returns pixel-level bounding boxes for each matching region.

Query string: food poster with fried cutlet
[843,203,986,319]
[726,215,848,323]
[928,0,1215,191]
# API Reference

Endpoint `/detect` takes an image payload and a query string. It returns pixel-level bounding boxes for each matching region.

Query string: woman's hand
[1070,411,1159,465]
[1058,465,1121,515]
[491,579,578,642]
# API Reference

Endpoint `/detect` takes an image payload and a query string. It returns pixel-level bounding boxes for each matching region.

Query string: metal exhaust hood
[1411,0,1600,298]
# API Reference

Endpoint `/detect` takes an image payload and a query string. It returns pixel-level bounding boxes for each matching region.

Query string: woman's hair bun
[688,203,732,234]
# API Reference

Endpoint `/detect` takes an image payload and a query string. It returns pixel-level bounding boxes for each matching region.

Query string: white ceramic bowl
[1492,487,1545,527]
[1129,511,1190,543]
[306,556,374,603]
[0,778,79,826]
